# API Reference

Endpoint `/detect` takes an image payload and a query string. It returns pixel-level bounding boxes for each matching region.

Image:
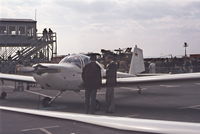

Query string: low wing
[0,106,200,134]
[0,73,36,83]
[112,72,200,87]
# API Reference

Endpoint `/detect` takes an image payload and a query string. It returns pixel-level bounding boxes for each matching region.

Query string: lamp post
[183,42,188,57]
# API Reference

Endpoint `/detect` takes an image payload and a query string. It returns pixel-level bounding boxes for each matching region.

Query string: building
[0,18,57,73]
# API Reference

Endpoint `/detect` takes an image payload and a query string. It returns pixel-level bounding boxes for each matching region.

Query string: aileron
[116,73,200,86]
[0,73,36,83]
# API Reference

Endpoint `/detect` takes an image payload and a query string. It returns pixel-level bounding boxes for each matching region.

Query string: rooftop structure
[0,18,37,46]
[0,18,57,73]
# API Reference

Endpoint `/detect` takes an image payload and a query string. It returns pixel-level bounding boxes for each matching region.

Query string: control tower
[0,18,57,73]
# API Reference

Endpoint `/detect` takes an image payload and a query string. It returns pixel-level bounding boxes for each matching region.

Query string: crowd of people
[0,57,16,73]
[145,57,200,74]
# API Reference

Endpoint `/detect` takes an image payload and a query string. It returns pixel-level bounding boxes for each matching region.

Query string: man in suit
[105,54,117,113]
[82,54,102,114]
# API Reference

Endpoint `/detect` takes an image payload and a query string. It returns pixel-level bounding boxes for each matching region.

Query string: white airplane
[1,46,200,106]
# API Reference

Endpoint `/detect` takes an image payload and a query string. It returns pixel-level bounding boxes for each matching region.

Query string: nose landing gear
[42,97,52,107]
[41,91,64,107]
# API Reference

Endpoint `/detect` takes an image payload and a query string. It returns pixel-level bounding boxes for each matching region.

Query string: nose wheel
[42,97,51,107]
[40,91,64,107]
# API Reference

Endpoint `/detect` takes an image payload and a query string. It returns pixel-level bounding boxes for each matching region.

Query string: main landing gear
[0,80,7,99]
[41,91,64,107]
[0,91,7,99]
[95,100,100,111]
[137,86,142,94]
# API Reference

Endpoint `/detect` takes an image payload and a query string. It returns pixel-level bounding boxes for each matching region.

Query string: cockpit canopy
[59,54,91,68]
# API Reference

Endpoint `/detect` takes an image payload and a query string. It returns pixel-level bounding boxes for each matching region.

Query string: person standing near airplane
[48,28,53,41]
[82,54,102,114]
[42,28,48,41]
[105,54,117,113]
[149,60,156,73]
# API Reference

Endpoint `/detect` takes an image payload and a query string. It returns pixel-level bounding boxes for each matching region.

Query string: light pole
[183,42,188,57]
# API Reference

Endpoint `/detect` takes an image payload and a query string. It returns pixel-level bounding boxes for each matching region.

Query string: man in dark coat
[48,28,53,41]
[105,54,117,113]
[42,28,48,41]
[82,55,102,114]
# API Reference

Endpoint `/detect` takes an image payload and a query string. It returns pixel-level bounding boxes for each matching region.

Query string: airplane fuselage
[32,53,137,92]
[32,63,136,92]
[33,63,83,91]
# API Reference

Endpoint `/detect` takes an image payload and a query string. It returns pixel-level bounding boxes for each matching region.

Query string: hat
[87,53,101,61]
[105,53,117,61]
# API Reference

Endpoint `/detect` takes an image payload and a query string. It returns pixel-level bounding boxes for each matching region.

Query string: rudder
[129,45,145,75]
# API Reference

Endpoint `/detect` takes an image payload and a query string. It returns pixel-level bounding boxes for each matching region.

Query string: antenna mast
[35,9,37,21]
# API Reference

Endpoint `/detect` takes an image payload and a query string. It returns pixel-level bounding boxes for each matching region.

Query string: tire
[42,97,51,107]
[95,100,100,111]
[0,92,7,99]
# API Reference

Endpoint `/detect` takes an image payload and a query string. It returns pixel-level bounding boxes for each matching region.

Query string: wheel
[138,89,142,94]
[0,92,7,99]
[137,86,142,94]
[42,97,51,107]
[95,100,101,111]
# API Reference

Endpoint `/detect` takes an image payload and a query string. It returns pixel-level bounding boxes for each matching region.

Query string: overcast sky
[1,0,200,57]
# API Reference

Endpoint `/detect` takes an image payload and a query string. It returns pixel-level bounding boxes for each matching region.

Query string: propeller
[16,64,60,75]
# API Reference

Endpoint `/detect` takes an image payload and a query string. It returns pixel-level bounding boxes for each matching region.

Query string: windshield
[59,54,91,68]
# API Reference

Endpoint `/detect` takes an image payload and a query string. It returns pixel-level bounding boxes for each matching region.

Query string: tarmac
[0,80,200,133]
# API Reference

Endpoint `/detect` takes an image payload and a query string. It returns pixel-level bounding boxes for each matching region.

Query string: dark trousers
[85,88,97,114]
[105,87,115,113]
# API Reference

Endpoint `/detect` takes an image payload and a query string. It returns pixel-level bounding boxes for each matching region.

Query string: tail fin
[129,45,145,75]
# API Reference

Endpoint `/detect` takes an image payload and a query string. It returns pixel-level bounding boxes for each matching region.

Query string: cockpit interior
[59,54,91,68]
